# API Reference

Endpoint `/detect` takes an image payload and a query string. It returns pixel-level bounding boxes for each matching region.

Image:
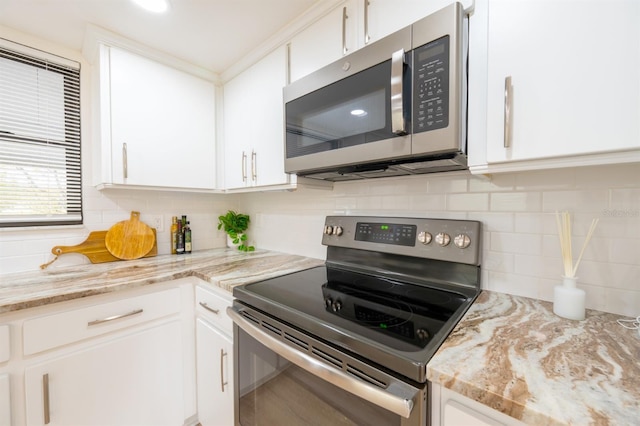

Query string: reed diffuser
[553,211,599,320]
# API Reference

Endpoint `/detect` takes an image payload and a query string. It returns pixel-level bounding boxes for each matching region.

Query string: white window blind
[0,41,82,227]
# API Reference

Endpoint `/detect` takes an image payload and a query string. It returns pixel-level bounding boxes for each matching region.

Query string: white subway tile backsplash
[542,189,610,212]
[2,164,638,317]
[447,193,489,211]
[427,172,469,193]
[491,192,542,212]
[490,232,542,256]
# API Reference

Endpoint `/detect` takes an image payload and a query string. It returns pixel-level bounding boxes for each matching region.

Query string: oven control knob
[331,300,342,312]
[435,232,451,247]
[417,231,432,245]
[324,225,333,235]
[333,226,344,236]
[454,233,471,249]
[325,297,333,308]
[416,328,430,341]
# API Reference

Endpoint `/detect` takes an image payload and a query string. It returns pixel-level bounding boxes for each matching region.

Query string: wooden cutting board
[105,211,156,260]
[47,230,157,264]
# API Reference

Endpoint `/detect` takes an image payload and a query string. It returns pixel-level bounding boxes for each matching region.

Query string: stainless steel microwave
[284,2,468,181]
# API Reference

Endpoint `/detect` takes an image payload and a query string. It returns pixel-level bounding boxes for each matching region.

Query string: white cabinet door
[364,0,464,45]
[289,0,359,82]
[0,373,9,426]
[482,0,640,166]
[196,318,233,426]
[107,46,216,189]
[24,320,186,426]
[223,45,291,190]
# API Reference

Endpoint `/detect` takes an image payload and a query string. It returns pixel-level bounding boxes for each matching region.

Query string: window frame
[0,38,83,228]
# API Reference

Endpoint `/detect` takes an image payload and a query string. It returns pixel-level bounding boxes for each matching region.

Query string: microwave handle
[391,49,406,135]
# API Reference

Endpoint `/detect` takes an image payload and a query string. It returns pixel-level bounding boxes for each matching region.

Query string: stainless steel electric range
[228,216,481,426]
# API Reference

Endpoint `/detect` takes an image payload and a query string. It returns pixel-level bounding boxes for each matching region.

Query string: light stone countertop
[3,252,638,425]
[427,290,640,425]
[0,248,324,314]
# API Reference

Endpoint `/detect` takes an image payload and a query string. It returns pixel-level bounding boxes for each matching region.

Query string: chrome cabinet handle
[391,49,406,135]
[342,6,349,55]
[87,309,143,327]
[199,302,220,315]
[220,348,228,392]
[241,151,247,182]
[251,150,257,181]
[504,76,513,148]
[122,143,128,179]
[43,373,50,424]
[227,307,417,418]
[364,0,371,44]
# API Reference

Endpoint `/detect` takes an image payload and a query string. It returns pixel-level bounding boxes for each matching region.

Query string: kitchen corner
[427,291,640,425]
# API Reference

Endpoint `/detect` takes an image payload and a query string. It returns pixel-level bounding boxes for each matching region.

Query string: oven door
[228,305,426,426]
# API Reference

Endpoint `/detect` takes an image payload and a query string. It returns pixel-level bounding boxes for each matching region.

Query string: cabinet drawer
[0,325,9,363]
[23,288,181,355]
[195,285,232,335]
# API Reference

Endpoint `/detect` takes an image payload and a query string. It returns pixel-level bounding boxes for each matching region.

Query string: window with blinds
[0,41,82,227]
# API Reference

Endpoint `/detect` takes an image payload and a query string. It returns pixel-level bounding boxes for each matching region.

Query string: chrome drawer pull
[342,6,349,55]
[241,151,247,182]
[122,142,128,179]
[87,309,144,327]
[220,348,228,392]
[43,373,50,424]
[504,76,513,148]
[199,302,220,315]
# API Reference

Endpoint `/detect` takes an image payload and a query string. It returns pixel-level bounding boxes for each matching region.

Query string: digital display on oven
[354,222,416,246]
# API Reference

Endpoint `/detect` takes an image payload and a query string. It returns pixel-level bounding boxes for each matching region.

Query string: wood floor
[239,365,398,425]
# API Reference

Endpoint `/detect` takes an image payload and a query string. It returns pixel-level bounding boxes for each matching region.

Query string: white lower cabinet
[24,320,185,426]
[0,373,10,426]
[431,383,525,426]
[195,284,234,426]
[196,318,233,426]
[0,279,196,426]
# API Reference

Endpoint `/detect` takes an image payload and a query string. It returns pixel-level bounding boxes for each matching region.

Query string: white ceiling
[0,0,319,74]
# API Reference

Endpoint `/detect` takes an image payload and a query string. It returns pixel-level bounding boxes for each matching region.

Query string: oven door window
[236,327,402,426]
[285,58,411,159]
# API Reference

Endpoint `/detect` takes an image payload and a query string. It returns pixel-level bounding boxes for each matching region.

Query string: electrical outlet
[150,215,164,232]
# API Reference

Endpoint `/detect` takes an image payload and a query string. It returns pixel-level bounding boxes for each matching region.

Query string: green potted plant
[217,210,255,252]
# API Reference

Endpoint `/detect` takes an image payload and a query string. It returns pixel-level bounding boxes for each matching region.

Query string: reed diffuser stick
[554,211,599,278]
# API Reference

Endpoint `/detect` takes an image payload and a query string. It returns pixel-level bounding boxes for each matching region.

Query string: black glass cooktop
[235,266,469,354]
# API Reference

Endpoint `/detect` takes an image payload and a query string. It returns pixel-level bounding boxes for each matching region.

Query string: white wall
[240,164,640,317]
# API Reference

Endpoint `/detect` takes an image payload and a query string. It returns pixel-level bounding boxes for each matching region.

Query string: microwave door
[284,55,412,174]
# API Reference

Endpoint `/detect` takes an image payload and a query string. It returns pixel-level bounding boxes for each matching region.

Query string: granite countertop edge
[0,248,324,314]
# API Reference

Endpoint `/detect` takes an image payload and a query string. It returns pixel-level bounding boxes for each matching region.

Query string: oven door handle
[228,306,417,418]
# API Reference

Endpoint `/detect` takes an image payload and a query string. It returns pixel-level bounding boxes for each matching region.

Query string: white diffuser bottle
[553,276,585,321]
[553,211,599,321]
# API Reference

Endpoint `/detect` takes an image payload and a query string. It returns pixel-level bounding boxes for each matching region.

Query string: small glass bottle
[176,219,185,254]
[184,221,192,254]
[170,216,178,254]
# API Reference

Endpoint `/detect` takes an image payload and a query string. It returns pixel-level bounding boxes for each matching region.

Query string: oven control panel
[322,216,481,266]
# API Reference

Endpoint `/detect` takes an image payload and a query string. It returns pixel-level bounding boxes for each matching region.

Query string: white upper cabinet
[289,0,359,82]
[93,44,217,190]
[222,45,293,191]
[468,0,640,173]
[289,0,470,82]
[364,0,467,45]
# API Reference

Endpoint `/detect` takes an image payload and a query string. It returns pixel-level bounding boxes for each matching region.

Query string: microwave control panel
[413,35,450,133]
